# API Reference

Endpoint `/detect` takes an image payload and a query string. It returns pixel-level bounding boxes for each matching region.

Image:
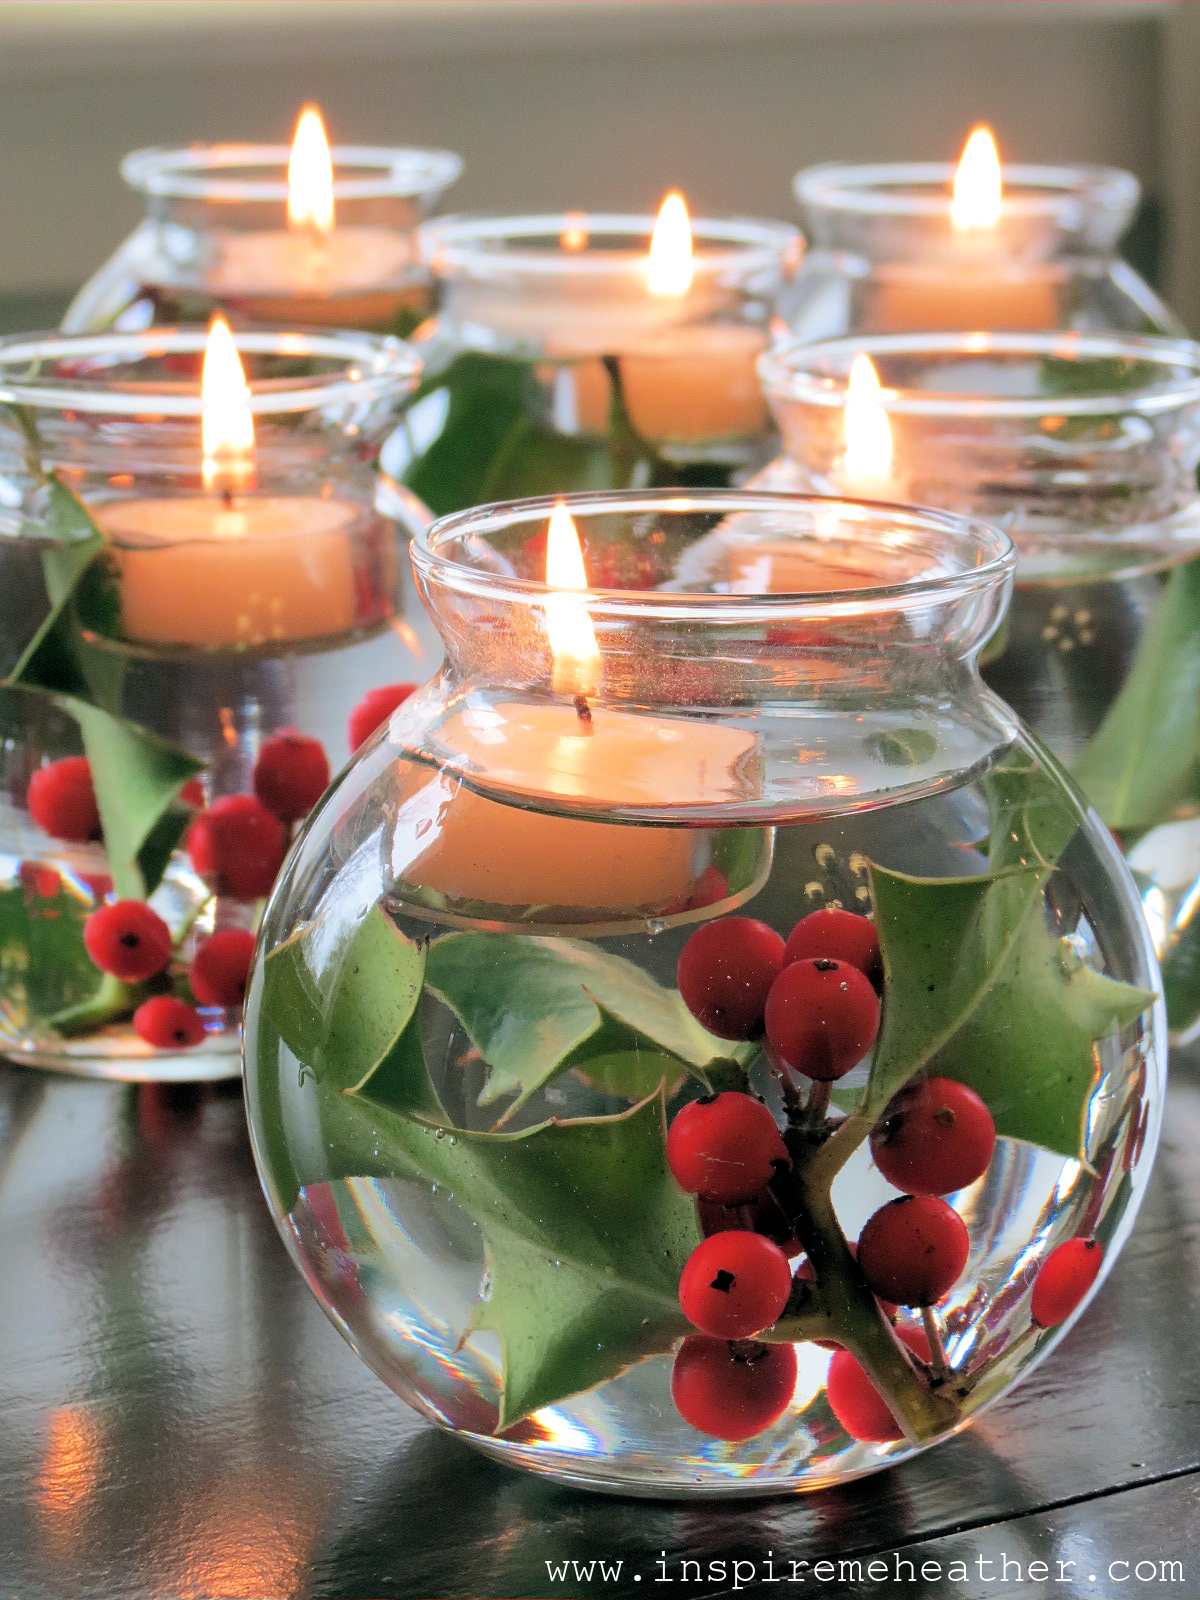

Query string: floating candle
[102,317,360,651]
[391,504,759,919]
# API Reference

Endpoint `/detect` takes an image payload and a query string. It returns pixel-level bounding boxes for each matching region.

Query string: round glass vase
[243,489,1164,1496]
[61,142,463,339]
[779,162,1182,342]
[755,332,1200,1042]
[0,327,426,1082]
[386,212,801,517]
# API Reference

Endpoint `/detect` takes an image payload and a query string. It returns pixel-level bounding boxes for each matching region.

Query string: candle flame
[647,190,693,296]
[952,125,1002,232]
[544,502,601,696]
[843,353,893,487]
[560,212,589,252]
[288,104,335,233]
[201,315,255,492]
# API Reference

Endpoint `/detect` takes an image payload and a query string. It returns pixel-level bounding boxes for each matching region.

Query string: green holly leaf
[866,863,1154,1160]
[1072,559,1200,830]
[3,472,204,899]
[983,749,1082,871]
[261,905,440,1114]
[394,348,662,516]
[1158,907,1200,1037]
[68,697,201,899]
[424,932,745,1117]
[8,475,105,685]
[0,875,106,1021]
[365,1090,700,1430]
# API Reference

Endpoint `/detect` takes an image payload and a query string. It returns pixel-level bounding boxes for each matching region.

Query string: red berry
[825,1325,931,1443]
[676,917,785,1040]
[179,777,206,808]
[1030,1237,1104,1328]
[678,1231,793,1339]
[698,1193,800,1256]
[189,928,257,1009]
[667,1093,789,1205]
[19,863,62,900]
[347,683,416,753]
[83,899,172,982]
[689,866,729,910]
[252,730,330,824]
[133,996,206,1050]
[764,958,880,1081]
[870,1077,996,1196]
[187,796,287,900]
[671,1337,797,1441]
[784,908,882,991]
[857,1195,970,1307]
[26,757,100,842]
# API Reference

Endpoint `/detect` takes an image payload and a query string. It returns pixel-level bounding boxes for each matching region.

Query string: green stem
[701,1055,752,1095]
[803,1098,880,1193]
[775,1130,960,1443]
[49,971,139,1038]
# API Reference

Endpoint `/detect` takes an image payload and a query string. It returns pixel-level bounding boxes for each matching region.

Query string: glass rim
[419,211,801,283]
[120,143,464,203]
[0,328,421,416]
[758,331,1200,418]
[412,488,1016,619]
[792,160,1140,221]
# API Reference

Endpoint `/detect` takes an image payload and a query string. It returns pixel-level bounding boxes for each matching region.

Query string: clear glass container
[780,162,1182,342]
[756,332,1200,1041]
[0,327,429,1081]
[62,143,463,339]
[243,490,1163,1495]
[385,212,801,516]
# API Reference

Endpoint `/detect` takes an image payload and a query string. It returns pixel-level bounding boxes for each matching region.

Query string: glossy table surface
[0,1047,1197,1600]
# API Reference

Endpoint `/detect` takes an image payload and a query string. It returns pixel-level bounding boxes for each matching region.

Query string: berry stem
[49,972,139,1038]
[805,1079,831,1125]
[802,1100,878,1191]
[921,1306,950,1382]
[774,1127,960,1442]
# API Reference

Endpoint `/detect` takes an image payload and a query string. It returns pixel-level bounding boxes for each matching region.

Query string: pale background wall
[0,0,1195,323]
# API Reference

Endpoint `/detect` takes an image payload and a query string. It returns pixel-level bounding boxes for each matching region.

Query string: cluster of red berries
[677,906,882,1078]
[665,905,1108,1446]
[26,729,330,1050]
[665,908,883,1441]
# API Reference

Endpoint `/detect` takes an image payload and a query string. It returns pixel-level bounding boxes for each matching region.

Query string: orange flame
[288,104,334,233]
[843,353,893,487]
[647,190,693,296]
[544,502,600,696]
[201,315,255,492]
[952,125,1002,231]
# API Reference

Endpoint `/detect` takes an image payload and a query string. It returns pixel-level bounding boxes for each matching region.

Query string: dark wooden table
[0,1049,1197,1600]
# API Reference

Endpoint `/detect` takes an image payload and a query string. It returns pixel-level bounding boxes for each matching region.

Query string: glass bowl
[243,490,1163,1494]
[0,326,427,1079]
[779,161,1181,342]
[755,331,1200,1040]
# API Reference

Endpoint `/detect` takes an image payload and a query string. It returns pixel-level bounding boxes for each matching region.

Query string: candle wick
[222,487,234,511]
[573,693,594,731]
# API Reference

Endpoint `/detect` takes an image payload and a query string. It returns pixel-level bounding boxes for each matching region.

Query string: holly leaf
[1072,559,1200,830]
[983,749,1082,871]
[7,475,104,685]
[1157,905,1200,1037]
[865,863,1154,1160]
[260,905,440,1114]
[360,1090,700,1430]
[68,698,201,899]
[0,874,106,1022]
[424,932,744,1117]
[4,474,203,900]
